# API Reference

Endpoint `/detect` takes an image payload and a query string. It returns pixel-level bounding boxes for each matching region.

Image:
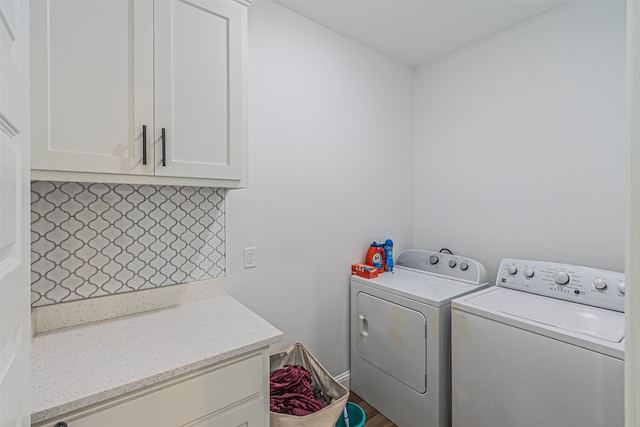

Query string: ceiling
[272,0,564,66]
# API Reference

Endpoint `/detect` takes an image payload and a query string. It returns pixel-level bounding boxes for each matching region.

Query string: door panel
[173,0,228,165]
[357,292,427,393]
[0,0,31,424]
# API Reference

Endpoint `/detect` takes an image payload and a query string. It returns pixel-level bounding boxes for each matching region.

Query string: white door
[30,0,154,176]
[357,292,427,393]
[0,0,31,425]
[154,0,245,180]
[627,3,640,426]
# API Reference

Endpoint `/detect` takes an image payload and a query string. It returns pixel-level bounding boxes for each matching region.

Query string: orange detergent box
[351,263,379,279]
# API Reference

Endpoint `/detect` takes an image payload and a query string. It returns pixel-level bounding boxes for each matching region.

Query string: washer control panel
[497,259,625,312]
[396,250,488,285]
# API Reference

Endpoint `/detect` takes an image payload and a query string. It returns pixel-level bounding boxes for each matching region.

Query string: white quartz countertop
[31,295,283,424]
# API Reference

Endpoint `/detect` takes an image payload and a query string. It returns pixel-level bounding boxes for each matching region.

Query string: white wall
[227,0,414,376]
[413,1,627,282]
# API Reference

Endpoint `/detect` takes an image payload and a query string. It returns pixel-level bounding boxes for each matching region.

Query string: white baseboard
[335,370,350,389]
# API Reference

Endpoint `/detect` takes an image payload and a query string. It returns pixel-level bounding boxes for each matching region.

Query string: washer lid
[465,288,625,343]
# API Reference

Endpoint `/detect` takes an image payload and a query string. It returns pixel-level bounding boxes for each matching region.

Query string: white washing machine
[350,250,489,427]
[452,259,625,427]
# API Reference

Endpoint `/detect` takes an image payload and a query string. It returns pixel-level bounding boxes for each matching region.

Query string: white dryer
[452,259,625,427]
[350,250,489,427]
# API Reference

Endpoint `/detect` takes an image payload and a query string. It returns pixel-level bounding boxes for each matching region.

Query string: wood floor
[348,391,397,427]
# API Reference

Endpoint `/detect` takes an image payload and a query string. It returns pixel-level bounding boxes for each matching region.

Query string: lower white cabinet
[32,350,269,427]
[190,398,264,427]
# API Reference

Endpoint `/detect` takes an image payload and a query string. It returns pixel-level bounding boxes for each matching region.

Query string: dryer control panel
[497,259,625,312]
[395,250,488,285]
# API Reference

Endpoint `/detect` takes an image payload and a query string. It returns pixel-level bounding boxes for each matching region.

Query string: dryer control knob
[429,255,439,265]
[448,260,457,268]
[523,268,534,278]
[506,265,518,275]
[554,271,570,285]
[618,282,626,294]
[460,262,469,271]
[593,279,607,290]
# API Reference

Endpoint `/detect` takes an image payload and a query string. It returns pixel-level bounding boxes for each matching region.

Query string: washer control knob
[429,255,439,265]
[523,268,534,278]
[506,265,518,275]
[593,279,607,290]
[460,262,469,271]
[448,260,457,268]
[554,271,570,285]
[618,282,626,294]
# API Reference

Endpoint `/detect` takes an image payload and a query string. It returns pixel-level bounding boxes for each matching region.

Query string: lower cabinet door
[186,398,265,427]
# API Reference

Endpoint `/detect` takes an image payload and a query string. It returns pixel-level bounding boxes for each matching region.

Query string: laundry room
[230,0,629,424]
[229,0,626,391]
[2,0,635,425]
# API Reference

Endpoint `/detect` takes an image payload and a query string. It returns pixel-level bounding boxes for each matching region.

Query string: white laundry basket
[269,342,349,427]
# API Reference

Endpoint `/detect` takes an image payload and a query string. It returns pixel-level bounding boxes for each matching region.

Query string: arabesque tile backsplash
[31,181,226,307]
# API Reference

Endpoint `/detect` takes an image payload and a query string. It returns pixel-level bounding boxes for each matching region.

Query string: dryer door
[357,292,427,393]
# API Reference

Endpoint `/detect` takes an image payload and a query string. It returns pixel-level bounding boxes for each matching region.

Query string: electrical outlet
[244,247,256,269]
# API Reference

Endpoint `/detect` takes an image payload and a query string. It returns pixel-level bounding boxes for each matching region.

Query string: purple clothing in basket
[270,365,325,416]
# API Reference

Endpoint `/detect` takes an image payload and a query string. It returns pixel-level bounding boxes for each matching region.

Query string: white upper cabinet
[154,0,244,180]
[30,0,248,187]
[31,0,155,176]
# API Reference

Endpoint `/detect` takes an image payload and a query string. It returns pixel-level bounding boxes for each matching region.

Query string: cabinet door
[31,0,154,175]
[154,0,245,180]
[185,398,266,427]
